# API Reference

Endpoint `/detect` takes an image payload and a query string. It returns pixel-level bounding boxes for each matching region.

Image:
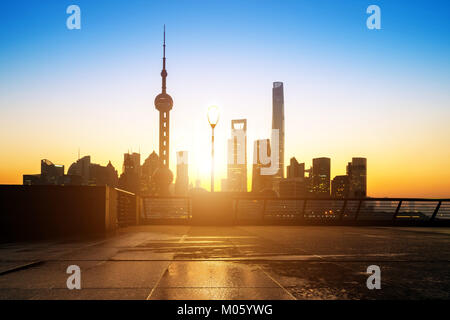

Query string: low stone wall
[0,185,118,241]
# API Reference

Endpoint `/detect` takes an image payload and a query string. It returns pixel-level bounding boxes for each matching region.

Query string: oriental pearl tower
[153,25,174,195]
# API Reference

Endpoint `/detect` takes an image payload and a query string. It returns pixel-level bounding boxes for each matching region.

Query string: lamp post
[207,105,220,192]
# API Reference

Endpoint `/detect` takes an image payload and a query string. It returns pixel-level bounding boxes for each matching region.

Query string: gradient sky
[1,0,449,197]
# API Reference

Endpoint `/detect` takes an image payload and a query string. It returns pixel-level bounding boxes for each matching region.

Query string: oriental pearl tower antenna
[154,25,173,168]
[153,25,174,195]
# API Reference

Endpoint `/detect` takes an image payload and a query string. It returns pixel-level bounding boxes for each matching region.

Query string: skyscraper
[119,152,141,194]
[280,157,308,197]
[272,82,285,179]
[89,161,119,187]
[141,151,160,196]
[175,151,189,196]
[347,157,367,198]
[227,119,247,192]
[279,178,308,197]
[331,175,349,198]
[312,157,331,197]
[23,159,64,185]
[287,157,305,179]
[154,26,173,169]
[252,139,273,193]
[68,156,90,184]
[67,156,118,186]
[153,26,174,196]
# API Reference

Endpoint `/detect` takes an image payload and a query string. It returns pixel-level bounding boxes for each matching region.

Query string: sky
[0,0,449,197]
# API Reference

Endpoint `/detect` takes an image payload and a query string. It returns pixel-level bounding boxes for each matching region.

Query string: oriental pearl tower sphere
[153,25,174,196]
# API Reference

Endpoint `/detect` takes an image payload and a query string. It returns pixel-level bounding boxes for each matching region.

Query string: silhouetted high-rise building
[119,152,141,194]
[175,151,189,196]
[141,151,160,196]
[280,157,308,197]
[24,156,118,186]
[279,178,308,197]
[40,159,64,184]
[312,157,331,197]
[331,175,349,198]
[347,157,367,198]
[88,161,119,186]
[23,159,64,185]
[287,157,305,179]
[252,139,273,193]
[71,156,118,187]
[227,119,247,192]
[68,156,91,184]
[272,82,285,179]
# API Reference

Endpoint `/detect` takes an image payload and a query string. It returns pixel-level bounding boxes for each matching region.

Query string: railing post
[354,200,363,221]
[262,199,266,223]
[301,199,307,219]
[392,200,403,222]
[430,201,442,222]
[187,197,191,221]
[340,200,347,221]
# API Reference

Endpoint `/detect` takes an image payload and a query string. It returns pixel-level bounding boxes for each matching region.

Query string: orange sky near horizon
[1,87,450,198]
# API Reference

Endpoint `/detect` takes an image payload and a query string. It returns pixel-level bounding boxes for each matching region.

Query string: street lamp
[207,105,220,192]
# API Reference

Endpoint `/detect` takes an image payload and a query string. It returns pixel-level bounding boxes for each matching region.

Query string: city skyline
[1,1,450,197]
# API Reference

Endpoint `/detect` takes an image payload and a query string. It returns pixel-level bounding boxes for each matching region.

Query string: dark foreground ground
[0,225,449,300]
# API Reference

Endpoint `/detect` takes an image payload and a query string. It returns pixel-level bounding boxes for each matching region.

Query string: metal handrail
[139,196,449,223]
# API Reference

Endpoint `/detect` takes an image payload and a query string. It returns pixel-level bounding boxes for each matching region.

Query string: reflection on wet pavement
[0,225,449,299]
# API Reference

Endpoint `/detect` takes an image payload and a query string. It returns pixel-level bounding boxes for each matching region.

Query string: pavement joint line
[256,266,297,300]
[146,230,190,300]
[145,262,169,300]
[0,237,119,278]
[227,233,297,300]
[0,261,45,276]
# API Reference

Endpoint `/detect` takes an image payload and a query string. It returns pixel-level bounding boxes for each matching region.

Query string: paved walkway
[0,226,449,299]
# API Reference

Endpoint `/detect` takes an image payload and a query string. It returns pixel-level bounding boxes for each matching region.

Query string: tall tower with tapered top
[154,25,173,168]
[152,26,174,196]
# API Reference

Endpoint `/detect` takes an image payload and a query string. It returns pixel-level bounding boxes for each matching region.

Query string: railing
[116,188,137,227]
[140,196,450,225]
[234,197,450,223]
[141,196,190,222]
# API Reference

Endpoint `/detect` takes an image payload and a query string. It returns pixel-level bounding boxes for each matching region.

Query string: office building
[312,157,331,197]
[118,152,141,194]
[227,119,247,192]
[279,178,308,197]
[252,139,273,193]
[331,175,349,198]
[272,82,285,178]
[23,159,64,185]
[175,151,189,196]
[141,151,160,196]
[347,157,367,198]
[67,156,90,184]
[24,157,118,187]
[287,157,305,179]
